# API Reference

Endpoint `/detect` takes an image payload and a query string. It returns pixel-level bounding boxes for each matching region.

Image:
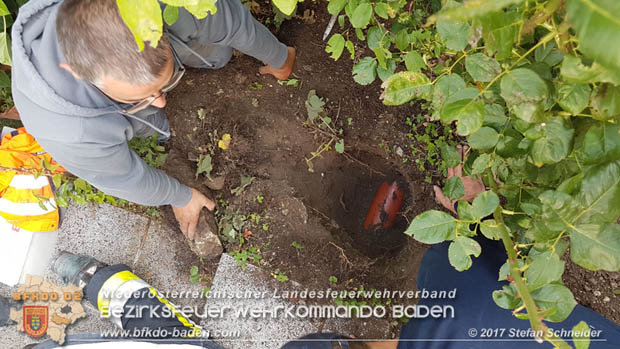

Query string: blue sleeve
[398,237,620,348]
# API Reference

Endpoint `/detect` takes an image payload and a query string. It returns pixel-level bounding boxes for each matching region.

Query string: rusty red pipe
[364,180,405,231]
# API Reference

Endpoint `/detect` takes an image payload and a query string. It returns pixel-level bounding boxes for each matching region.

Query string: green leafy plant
[304,90,346,171]
[328,0,620,346]
[291,241,304,249]
[272,268,289,282]
[329,275,338,284]
[230,236,263,270]
[128,133,168,168]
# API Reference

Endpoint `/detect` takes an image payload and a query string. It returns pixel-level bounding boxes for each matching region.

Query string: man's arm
[38,138,191,207]
[168,0,292,70]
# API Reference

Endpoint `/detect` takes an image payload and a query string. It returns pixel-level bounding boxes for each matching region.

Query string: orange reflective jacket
[0,128,65,232]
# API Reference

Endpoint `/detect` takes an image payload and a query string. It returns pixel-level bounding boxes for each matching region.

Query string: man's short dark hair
[56,0,170,86]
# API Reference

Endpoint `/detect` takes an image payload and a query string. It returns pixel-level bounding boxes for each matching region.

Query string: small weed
[404,109,458,183]
[230,243,263,270]
[303,90,345,172]
[329,276,338,284]
[197,108,207,120]
[195,154,213,180]
[291,241,304,249]
[249,82,263,90]
[231,175,255,196]
[254,195,264,204]
[272,269,289,282]
[277,78,300,88]
[188,265,211,286]
[262,223,269,231]
[128,134,168,168]
[251,98,259,107]
[145,207,162,218]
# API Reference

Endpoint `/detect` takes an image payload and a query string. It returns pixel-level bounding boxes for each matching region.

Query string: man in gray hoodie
[11,0,295,238]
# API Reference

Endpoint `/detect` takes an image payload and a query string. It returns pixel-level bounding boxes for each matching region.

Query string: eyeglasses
[123,45,186,114]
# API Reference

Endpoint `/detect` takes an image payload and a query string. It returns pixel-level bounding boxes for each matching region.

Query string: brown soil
[157,0,619,336]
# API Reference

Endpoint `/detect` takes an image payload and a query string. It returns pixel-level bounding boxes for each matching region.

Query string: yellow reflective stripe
[3,186,54,204]
[0,210,58,231]
[97,271,143,318]
[147,288,203,337]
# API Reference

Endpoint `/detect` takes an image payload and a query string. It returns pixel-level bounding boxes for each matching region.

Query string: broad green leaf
[272,0,297,16]
[325,34,345,60]
[305,90,325,121]
[116,0,163,50]
[394,29,410,51]
[479,10,519,60]
[471,190,499,219]
[480,219,508,240]
[440,99,484,136]
[583,123,620,163]
[173,0,217,18]
[493,284,520,309]
[0,32,11,66]
[468,126,499,150]
[465,53,501,82]
[500,68,548,123]
[352,57,377,85]
[525,251,565,290]
[431,75,466,118]
[471,153,491,175]
[436,20,471,51]
[570,223,620,271]
[381,71,431,106]
[457,201,475,221]
[367,26,387,50]
[195,154,213,179]
[448,236,481,271]
[566,0,620,75]
[557,83,591,115]
[345,0,359,19]
[560,55,620,85]
[0,2,8,16]
[404,51,425,72]
[534,42,564,67]
[530,283,577,322]
[376,59,396,81]
[327,0,347,15]
[576,160,620,224]
[350,3,372,28]
[430,0,524,23]
[572,321,591,349]
[163,5,179,26]
[529,117,574,166]
[374,3,389,19]
[443,177,465,200]
[373,47,387,69]
[590,84,620,120]
[539,190,581,232]
[441,144,461,168]
[405,210,457,244]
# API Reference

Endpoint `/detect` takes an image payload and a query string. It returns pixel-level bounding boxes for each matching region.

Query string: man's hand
[434,145,486,214]
[259,47,296,80]
[172,188,216,240]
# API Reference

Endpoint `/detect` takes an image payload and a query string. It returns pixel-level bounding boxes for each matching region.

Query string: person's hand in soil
[433,145,486,214]
[172,188,216,240]
[259,47,296,80]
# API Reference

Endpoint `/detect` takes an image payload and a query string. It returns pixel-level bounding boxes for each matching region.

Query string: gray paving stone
[0,204,205,348]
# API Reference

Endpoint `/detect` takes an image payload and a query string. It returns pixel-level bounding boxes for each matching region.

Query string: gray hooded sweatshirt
[12,0,287,207]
